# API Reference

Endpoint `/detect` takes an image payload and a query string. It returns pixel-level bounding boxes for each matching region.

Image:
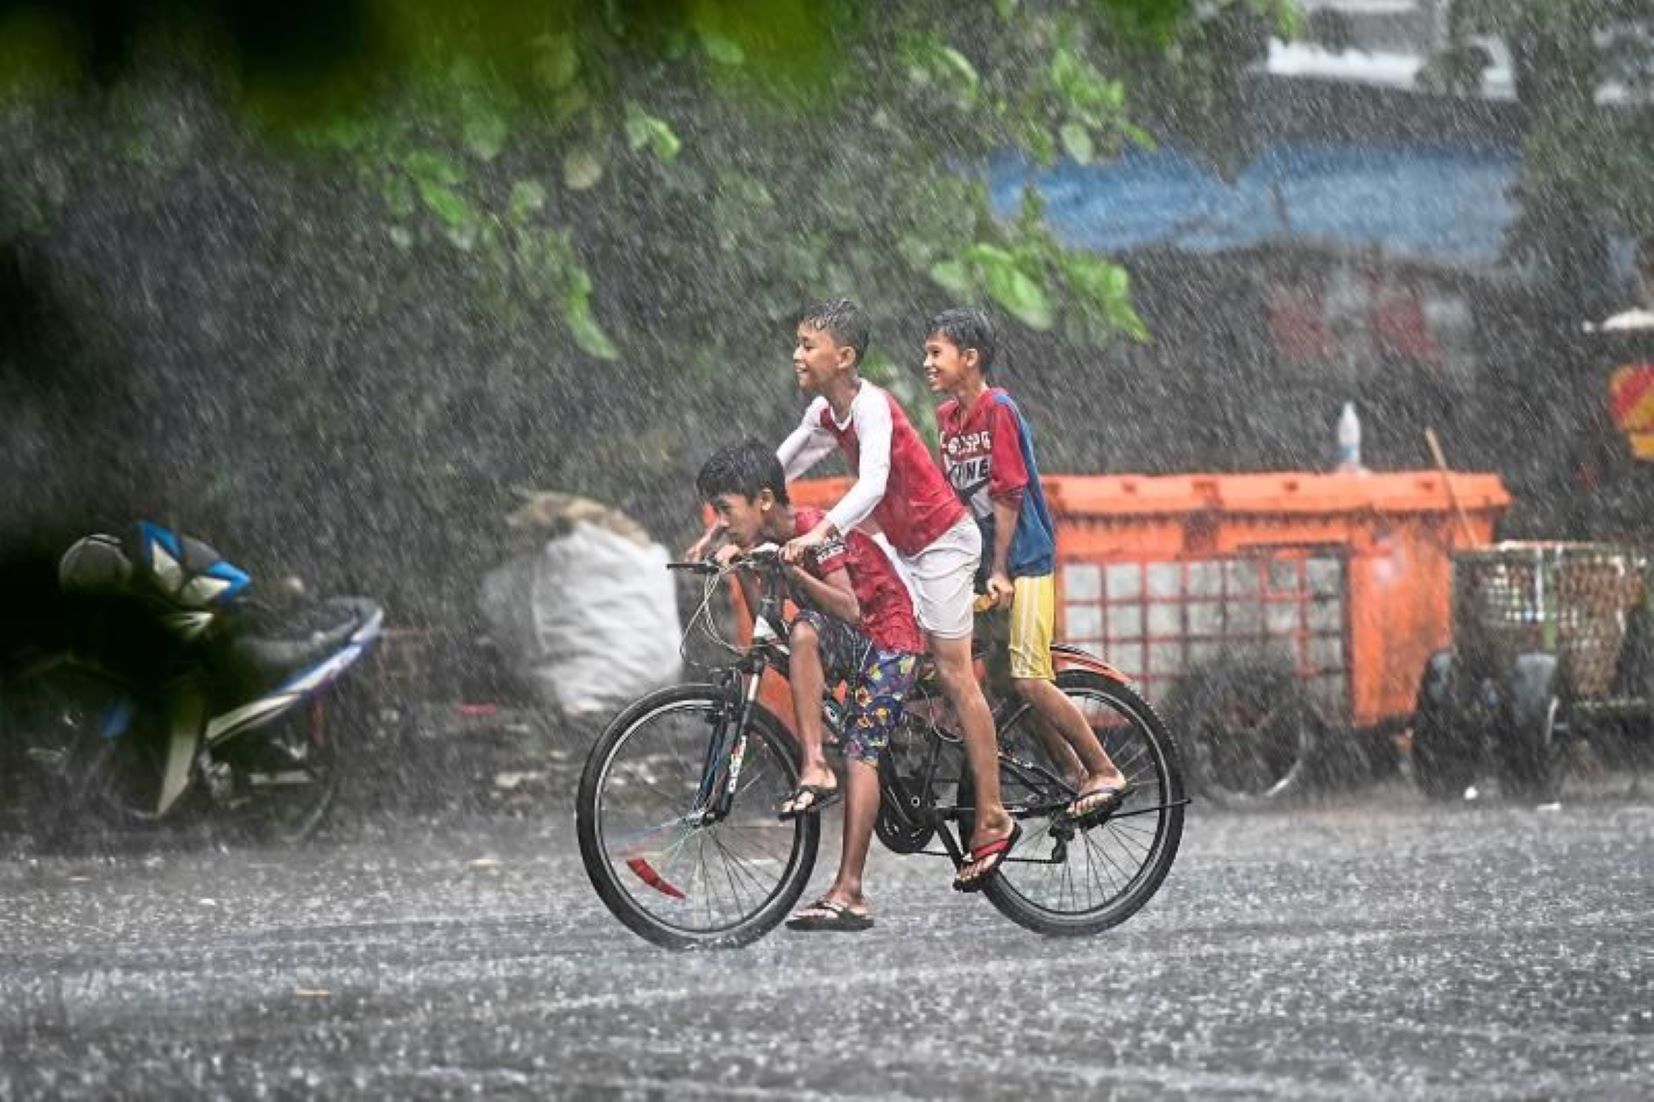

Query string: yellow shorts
[1007,573,1056,681]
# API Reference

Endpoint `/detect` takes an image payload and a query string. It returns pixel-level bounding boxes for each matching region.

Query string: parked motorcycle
[2,521,382,844]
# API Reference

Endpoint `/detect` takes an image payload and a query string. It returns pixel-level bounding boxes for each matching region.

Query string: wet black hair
[696,439,790,506]
[796,297,869,366]
[926,305,997,374]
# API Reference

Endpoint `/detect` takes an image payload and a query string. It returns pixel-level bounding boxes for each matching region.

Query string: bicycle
[575,547,1188,949]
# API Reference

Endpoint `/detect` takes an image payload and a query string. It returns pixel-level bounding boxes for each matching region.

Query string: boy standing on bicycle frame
[696,441,922,930]
[925,306,1132,823]
[775,299,1020,892]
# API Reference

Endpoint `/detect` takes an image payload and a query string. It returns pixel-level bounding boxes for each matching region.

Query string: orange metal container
[791,470,1510,730]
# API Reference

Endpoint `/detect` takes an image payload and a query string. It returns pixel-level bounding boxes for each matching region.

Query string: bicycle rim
[982,674,1185,935]
[578,686,817,948]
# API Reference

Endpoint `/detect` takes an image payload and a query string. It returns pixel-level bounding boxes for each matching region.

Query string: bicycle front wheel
[576,684,819,949]
[967,670,1186,936]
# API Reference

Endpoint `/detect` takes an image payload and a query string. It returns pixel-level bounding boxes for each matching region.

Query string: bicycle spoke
[983,676,1181,928]
[586,687,812,943]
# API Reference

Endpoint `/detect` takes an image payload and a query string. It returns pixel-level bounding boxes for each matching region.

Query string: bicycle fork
[691,663,765,824]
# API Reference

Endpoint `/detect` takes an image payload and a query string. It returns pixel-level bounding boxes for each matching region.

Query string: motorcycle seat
[234,597,377,684]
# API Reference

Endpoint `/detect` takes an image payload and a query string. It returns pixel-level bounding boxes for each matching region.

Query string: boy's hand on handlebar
[781,521,832,565]
[711,543,744,568]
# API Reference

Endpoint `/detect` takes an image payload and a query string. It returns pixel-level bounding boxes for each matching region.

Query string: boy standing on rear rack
[696,441,921,930]
[925,306,1131,824]
[775,299,1021,892]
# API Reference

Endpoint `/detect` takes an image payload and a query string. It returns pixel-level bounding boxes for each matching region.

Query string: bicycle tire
[961,671,1186,936]
[1411,650,1478,801]
[1497,653,1567,803]
[1171,658,1316,808]
[576,683,819,949]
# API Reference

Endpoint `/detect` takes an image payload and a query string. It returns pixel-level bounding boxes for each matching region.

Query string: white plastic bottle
[1335,401,1365,473]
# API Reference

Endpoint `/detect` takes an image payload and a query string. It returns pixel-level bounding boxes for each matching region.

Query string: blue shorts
[792,610,920,765]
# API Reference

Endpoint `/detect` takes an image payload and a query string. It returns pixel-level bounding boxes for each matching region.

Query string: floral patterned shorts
[793,610,920,765]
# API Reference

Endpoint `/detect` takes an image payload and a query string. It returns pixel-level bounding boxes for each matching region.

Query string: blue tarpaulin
[988,142,1522,268]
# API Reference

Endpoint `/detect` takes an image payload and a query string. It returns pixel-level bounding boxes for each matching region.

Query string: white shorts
[898,518,982,640]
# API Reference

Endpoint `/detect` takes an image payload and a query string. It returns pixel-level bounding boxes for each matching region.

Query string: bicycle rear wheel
[964,670,1185,936]
[576,684,819,949]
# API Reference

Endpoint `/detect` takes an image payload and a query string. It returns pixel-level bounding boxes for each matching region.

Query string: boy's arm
[786,562,860,625]
[711,543,768,630]
[812,392,892,542]
[985,499,1018,607]
[985,398,1032,606]
[682,518,727,561]
[776,400,836,480]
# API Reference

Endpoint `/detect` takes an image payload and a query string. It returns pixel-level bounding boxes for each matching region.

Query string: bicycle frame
[673,555,1181,866]
[685,560,792,824]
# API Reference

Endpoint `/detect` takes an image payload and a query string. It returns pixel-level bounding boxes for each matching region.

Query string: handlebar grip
[667,561,719,575]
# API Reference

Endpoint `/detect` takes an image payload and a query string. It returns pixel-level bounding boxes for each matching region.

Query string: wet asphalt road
[1,788,1650,1100]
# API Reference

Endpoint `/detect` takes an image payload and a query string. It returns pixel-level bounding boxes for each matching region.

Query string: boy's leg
[812,648,918,916]
[928,633,1013,846]
[1007,574,1127,811]
[810,759,879,914]
[903,518,1014,883]
[783,615,837,812]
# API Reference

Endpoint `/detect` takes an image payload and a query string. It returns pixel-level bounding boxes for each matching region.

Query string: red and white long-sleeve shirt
[777,382,966,558]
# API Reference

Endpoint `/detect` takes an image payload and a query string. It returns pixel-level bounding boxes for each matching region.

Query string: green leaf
[532,33,581,91]
[562,145,605,191]
[507,179,546,222]
[971,246,1053,330]
[929,258,974,296]
[936,45,979,91]
[564,287,619,360]
[403,151,464,187]
[1059,121,1094,164]
[699,30,746,66]
[463,111,509,162]
[624,103,682,162]
[418,182,472,228]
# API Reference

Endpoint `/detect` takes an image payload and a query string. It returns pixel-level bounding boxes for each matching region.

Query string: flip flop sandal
[785,899,874,932]
[1062,782,1134,830]
[953,821,1023,894]
[777,783,842,822]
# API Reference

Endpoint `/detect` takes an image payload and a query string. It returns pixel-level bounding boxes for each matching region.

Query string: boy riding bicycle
[925,306,1131,824]
[773,299,1021,892]
[696,440,922,931]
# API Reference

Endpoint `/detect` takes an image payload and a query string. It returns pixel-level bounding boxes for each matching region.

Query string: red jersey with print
[776,382,966,558]
[792,506,922,654]
[937,387,1056,578]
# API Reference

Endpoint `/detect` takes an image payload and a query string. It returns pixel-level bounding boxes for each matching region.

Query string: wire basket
[1452,542,1648,697]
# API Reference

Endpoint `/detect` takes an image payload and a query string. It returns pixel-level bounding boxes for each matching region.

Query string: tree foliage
[0,0,1295,627]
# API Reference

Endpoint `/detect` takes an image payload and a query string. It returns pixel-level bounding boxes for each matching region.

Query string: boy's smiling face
[923,332,978,394]
[792,323,855,395]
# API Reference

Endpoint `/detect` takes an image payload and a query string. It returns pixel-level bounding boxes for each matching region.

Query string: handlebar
[667,543,785,575]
